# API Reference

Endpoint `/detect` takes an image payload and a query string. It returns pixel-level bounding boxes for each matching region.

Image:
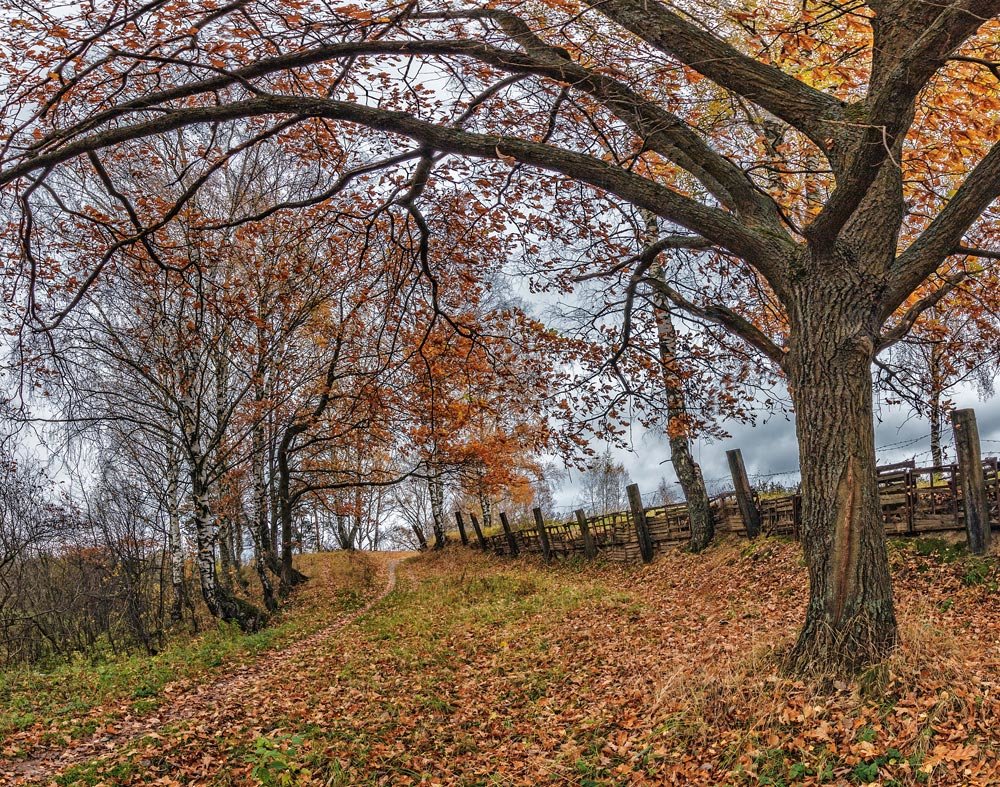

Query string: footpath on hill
[4,538,1000,785]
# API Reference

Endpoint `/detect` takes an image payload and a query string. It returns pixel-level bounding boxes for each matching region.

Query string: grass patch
[0,552,376,747]
[905,537,967,563]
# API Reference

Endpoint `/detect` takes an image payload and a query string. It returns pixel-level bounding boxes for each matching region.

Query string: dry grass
[13,540,1000,785]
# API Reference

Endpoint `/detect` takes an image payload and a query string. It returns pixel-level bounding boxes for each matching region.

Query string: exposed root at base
[785,614,898,678]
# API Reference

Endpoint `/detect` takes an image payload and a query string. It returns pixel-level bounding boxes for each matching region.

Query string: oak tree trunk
[785,281,897,673]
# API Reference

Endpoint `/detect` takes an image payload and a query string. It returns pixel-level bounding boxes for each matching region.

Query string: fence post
[498,511,520,557]
[532,507,552,562]
[726,448,762,538]
[454,511,469,546]
[574,509,597,559]
[468,512,488,551]
[905,468,916,535]
[951,408,991,554]
[626,484,654,563]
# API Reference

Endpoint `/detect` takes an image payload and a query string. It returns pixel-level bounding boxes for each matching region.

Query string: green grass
[907,537,968,563]
[0,621,286,746]
[54,757,138,786]
[0,554,375,749]
[237,556,609,782]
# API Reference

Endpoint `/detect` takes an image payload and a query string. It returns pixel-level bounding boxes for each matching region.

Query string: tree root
[786,611,898,677]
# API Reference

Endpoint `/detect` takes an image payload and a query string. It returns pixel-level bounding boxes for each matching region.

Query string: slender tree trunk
[213,346,234,591]
[252,422,281,576]
[428,465,447,549]
[217,517,234,590]
[479,488,493,529]
[275,424,309,595]
[372,487,385,550]
[930,403,943,468]
[335,504,355,550]
[929,343,945,467]
[166,447,185,623]
[179,383,265,631]
[650,261,714,552]
[249,520,278,613]
[221,516,249,592]
[267,415,279,555]
[412,522,429,550]
[242,414,278,611]
[277,443,304,594]
[785,283,897,673]
[351,484,364,549]
[190,464,265,631]
[232,518,242,569]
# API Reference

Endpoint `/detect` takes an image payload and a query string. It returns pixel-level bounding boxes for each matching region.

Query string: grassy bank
[0,551,376,755]
[12,539,1000,785]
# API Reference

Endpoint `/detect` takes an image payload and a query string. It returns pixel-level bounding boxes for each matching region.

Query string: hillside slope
[4,539,1000,785]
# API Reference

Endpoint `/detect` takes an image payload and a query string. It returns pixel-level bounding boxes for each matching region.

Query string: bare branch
[644,276,785,366]
[877,271,971,351]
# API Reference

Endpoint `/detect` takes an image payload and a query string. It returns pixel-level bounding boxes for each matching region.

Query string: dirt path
[2,555,405,785]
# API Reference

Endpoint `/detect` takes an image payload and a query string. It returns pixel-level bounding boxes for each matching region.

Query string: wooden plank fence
[468,457,1000,562]
[458,409,1000,563]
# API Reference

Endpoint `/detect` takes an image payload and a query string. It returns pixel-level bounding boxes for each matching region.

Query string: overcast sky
[551,381,1000,514]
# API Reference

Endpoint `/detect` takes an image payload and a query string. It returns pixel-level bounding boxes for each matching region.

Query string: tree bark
[428,465,447,549]
[335,504,355,550]
[929,342,945,467]
[252,422,281,577]
[190,464,265,631]
[479,487,493,529]
[785,280,897,674]
[248,514,278,613]
[217,516,235,590]
[166,446,185,624]
[650,261,715,552]
[276,426,308,594]
[351,484,364,550]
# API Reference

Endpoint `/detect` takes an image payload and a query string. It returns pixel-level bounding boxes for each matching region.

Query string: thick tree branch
[419,9,783,225]
[19,32,786,232]
[877,271,971,351]
[581,0,843,151]
[884,139,1000,316]
[806,0,1000,246]
[955,244,1000,260]
[0,95,794,291]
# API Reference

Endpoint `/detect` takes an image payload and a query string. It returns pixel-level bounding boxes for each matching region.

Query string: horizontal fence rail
[457,409,999,564]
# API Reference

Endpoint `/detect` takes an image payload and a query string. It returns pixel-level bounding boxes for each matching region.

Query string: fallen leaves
[6,538,1000,785]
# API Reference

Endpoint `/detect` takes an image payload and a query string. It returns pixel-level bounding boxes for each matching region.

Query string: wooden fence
[454,408,999,563]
